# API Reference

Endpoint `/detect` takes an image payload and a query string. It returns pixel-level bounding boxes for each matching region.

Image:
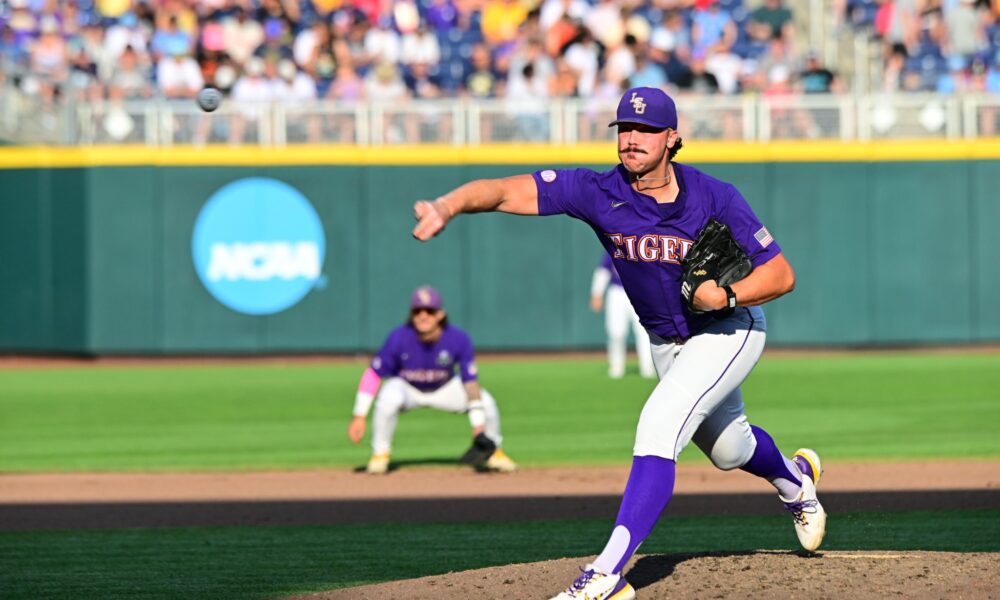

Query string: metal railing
[1,87,998,147]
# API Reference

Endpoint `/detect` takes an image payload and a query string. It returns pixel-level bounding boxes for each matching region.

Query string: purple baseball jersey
[534,163,781,340]
[600,252,624,287]
[371,324,478,392]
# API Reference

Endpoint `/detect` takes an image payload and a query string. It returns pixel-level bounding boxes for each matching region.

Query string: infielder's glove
[680,219,753,314]
[458,432,497,467]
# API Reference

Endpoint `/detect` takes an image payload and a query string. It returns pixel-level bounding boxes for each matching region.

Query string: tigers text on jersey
[534,163,780,340]
[371,324,478,392]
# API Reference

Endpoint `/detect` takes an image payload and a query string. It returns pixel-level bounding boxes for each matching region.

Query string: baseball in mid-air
[196,87,222,113]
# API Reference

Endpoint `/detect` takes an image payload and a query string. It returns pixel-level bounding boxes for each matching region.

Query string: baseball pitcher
[411,87,826,600]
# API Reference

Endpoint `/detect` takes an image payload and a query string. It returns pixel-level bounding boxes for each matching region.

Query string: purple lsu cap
[608,87,678,130]
[411,285,443,310]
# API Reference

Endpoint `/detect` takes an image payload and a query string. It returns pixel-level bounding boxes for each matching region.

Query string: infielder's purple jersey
[600,252,624,287]
[534,163,781,340]
[371,324,478,392]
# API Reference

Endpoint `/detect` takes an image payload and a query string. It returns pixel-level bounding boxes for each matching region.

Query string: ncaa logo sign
[192,177,326,315]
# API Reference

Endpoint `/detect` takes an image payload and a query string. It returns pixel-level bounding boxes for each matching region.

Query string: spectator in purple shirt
[424,0,458,34]
[348,286,518,475]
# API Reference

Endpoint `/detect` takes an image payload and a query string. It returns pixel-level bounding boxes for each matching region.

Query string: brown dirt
[1,344,998,370]
[0,460,1000,504]
[4,460,996,503]
[2,461,998,532]
[296,552,1000,600]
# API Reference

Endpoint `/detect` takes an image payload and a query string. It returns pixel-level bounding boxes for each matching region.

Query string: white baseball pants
[606,285,655,379]
[634,306,767,469]
[371,376,502,454]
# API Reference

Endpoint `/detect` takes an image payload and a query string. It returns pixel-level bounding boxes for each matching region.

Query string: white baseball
[196,87,222,113]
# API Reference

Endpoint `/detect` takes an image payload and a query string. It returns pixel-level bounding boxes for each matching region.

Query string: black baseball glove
[680,219,753,314]
[458,432,497,466]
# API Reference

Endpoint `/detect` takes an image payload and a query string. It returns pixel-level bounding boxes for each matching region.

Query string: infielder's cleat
[781,448,826,551]
[366,452,390,475]
[484,449,518,472]
[549,564,635,600]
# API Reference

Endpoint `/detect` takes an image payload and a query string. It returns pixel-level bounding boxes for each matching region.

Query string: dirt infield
[0,343,1000,370]
[2,344,998,370]
[297,551,1000,600]
[2,460,999,531]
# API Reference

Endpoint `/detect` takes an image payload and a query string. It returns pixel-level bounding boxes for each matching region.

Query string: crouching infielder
[348,285,517,474]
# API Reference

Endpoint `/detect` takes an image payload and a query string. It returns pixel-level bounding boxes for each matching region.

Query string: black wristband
[723,285,737,309]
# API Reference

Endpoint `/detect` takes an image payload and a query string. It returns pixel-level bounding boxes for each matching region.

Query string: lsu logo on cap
[418,289,432,305]
[630,92,646,114]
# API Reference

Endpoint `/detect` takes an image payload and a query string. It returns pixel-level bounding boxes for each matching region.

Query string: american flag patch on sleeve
[754,227,774,248]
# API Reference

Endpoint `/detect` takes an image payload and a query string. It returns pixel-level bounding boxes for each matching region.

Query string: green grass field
[1,353,998,471]
[3,510,999,599]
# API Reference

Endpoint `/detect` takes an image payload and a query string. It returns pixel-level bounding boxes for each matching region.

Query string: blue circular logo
[192,178,326,315]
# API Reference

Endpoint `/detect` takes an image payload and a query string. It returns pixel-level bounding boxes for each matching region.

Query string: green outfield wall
[1,144,998,354]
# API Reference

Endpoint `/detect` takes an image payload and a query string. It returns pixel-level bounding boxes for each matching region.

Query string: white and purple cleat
[782,448,827,552]
[549,564,636,600]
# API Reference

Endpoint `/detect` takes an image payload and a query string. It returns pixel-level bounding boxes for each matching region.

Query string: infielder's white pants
[606,286,655,378]
[634,306,766,468]
[371,377,503,454]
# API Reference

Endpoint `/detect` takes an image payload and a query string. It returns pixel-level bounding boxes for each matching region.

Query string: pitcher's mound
[299,551,998,600]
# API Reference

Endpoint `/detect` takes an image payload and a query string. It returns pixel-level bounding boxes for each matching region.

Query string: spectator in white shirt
[605,34,639,84]
[156,50,203,99]
[232,57,276,108]
[505,63,549,141]
[274,59,320,142]
[293,20,327,69]
[705,46,744,94]
[584,0,624,48]
[539,0,589,30]
[364,60,409,103]
[400,24,440,66]
[274,59,318,102]
[103,12,149,63]
[364,16,401,67]
[222,7,264,66]
[365,61,410,143]
[563,29,600,96]
[230,57,275,142]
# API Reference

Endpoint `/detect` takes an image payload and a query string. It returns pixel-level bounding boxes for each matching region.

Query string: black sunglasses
[411,307,438,316]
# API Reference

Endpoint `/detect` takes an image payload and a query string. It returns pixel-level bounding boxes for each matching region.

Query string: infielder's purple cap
[608,87,678,130]
[411,285,443,310]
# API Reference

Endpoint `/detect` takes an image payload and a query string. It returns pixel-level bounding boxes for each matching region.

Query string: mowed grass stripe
[1,353,998,471]
[1,509,998,599]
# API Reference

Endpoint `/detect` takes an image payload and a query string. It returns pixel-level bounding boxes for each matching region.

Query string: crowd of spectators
[839,0,1000,94]
[0,0,852,110]
[1,0,997,143]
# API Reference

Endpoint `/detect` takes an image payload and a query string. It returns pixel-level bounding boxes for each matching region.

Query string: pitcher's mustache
[619,147,646,153]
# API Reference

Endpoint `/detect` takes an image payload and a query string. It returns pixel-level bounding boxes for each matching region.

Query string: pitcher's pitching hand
[413,200,451,241]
